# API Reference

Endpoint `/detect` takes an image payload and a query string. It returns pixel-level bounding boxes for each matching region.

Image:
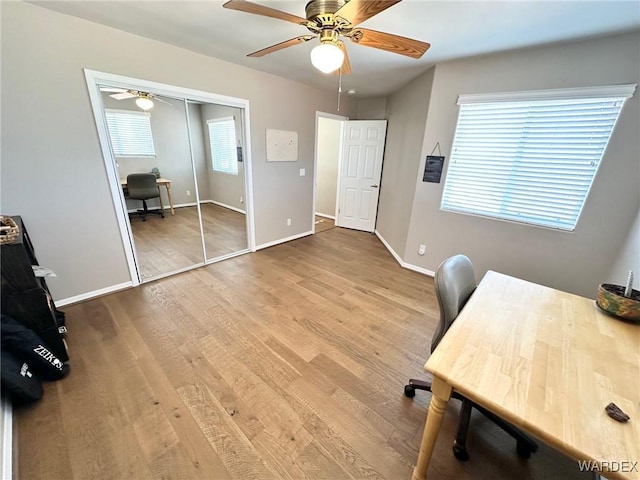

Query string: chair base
[129,200,165,222]
[404,378,537,461]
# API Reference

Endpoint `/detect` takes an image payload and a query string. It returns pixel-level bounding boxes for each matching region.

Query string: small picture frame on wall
[423,155,445,183]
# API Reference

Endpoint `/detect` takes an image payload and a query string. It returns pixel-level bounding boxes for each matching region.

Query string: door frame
[312,111,348,233]
[84,69,256,286]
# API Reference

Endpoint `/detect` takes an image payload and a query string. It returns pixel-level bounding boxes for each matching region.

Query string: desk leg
[158,190,165,213]
[412,376,453,480]
[164,184,174,215]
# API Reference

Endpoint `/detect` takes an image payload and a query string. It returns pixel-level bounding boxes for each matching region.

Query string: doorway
[84,70,255,286]
[313,112,387,234]
[313,112,347,232]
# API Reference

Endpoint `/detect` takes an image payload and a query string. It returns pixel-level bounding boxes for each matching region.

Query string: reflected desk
[413,271,640,480]
[120,177,174,215]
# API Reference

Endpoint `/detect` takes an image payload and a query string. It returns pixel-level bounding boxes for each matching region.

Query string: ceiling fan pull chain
[337,68,343,111]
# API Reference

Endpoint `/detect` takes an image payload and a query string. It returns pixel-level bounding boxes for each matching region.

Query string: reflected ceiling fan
[100,87,172,111]
[223,0,430,74]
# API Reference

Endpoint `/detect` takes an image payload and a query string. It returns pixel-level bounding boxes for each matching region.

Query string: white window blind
[207,117,238,175]
[104,109,156,157]
[441,84,635,231]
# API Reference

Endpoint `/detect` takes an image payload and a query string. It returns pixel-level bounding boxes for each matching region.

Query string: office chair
[404,254,538,461]
[126,173,164,222]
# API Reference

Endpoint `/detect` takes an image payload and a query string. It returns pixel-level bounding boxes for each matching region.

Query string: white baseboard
[315,213,335,220]
[55,281,132,307]
[255,231,313,251]
[207,200,246,215]
[171,202,198,209]
[374,230,404,265]
[374,230,435,277]
[402,262,435,277]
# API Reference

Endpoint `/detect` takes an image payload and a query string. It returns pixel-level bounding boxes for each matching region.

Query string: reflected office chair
[404,254,538,461]
[126,173,164,222]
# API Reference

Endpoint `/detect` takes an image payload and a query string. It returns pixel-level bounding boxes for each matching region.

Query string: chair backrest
[430,254,477,353]
[126,173,159,200]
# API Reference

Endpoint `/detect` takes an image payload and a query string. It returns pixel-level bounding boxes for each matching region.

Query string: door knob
[371,184,379,188]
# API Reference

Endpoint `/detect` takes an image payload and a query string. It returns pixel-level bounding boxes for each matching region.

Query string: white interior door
[336,120,387,232]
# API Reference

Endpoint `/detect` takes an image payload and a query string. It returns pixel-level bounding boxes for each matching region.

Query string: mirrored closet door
[187,102,248,262]
[87,71,252,285]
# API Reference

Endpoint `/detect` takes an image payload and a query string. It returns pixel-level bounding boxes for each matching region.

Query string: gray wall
[380,32,640,298]
[356,97,387,120]
[1,2,355,302]
[606,208,640,286]
[376,67,435,258]
[315,117,341,217]
[186,102,211,203]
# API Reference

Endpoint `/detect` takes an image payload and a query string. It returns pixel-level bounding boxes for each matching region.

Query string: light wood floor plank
[177,378,280,479]
[16,228,590,480]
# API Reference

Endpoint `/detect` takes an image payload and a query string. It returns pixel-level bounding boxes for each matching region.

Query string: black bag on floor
[1,314,69,380]
[0,349,43,404]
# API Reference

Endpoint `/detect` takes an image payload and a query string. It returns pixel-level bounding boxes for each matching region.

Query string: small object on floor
[605,402,630,422]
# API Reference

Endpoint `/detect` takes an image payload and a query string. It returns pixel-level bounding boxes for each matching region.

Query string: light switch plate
[299,168,305,176]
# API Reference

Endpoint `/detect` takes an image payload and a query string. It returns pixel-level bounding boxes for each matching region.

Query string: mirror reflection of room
[100,86,249,282]
[101,88,204,280]
[186,102,248,262]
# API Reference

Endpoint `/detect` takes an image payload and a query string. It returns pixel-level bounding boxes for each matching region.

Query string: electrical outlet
[299,168,306,176]
[240,196,244,203]
[287,218,291,226]
[418,244,426,255]
[186,190,191,196]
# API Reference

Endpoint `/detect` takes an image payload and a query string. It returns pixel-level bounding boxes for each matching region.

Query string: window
[207,117,238,175]
[104,109,156,157]
[441,84,635,231]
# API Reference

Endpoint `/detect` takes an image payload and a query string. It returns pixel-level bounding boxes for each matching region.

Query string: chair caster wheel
[452,443,469,461]
[516,441,533,459]
[404,385,416,398]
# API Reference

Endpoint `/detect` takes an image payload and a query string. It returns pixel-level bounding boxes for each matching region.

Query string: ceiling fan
[100,87,172,111]
[222,0,430,74]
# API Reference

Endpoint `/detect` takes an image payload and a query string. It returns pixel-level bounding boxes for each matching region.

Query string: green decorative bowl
[596,284,640,322]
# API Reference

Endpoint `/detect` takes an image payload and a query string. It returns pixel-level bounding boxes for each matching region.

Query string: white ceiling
[30,0,640,97]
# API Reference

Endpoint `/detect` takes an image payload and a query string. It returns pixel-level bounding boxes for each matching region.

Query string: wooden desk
[413,271,640,480]
[120,177,174,215]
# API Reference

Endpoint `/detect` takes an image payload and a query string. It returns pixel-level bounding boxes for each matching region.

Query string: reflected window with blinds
[440,84,636,231]
[207,117,238,175]
[104,109,156,157]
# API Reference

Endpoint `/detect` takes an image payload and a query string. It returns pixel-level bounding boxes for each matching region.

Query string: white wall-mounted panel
[266,129,298,162]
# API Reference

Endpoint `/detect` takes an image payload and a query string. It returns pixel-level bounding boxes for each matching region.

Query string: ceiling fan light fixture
[310,42,344,73]
[135,95,154,111]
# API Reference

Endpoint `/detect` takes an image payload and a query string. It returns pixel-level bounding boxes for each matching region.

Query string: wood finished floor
[314,216,336,234]
[131,203,247,280]
[16,228,589,480]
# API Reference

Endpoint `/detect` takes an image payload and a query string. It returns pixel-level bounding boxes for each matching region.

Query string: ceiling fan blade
[351,28,430,59]
[334,41,352,75]
[223,0,308,26]
[248,35,315,57]
[110,92,137,100]
[334,0,401,27]
[100,87,127,93]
